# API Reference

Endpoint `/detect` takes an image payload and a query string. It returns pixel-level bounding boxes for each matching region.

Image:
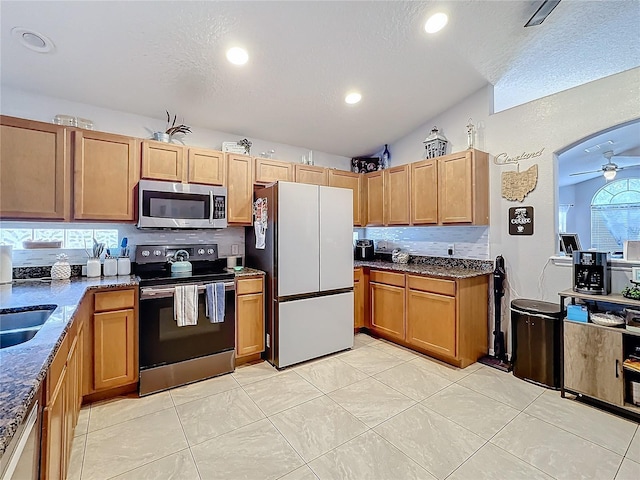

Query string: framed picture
[559,233,581,255]
[351,157,381,173]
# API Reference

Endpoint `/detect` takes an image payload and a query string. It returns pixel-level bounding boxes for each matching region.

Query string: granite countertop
[354,258,492,279]
[0,276,137,457]
[226,267,265,277]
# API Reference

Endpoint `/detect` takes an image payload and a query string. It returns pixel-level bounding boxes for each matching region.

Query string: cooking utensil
[170,249,192,275]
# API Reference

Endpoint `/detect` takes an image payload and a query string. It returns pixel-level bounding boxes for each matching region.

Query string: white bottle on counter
[117,257,131,276]
[86,258,101,278]
[103,257,117,277]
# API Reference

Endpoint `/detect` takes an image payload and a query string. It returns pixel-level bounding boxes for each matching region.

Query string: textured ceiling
[1,1,639,158]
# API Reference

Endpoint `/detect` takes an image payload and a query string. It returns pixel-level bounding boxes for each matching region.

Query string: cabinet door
[407,289,456,358]
[74,131,139,221]
[254,158,294,184]
[65,335,78,467]
[327,170,363,226]
[365,171,384,226]
[93,308,137,390]
[384,165,410,225]
[411,159,438,224]
[188,148,225,185]
[295,164,328,186]
[564,321,624,406]
[0,116,69,220]
[42,367,66,480]
[76,321,84,416]
[370,282,405,341]
[354,270,364,329]
[226,154,254,225]
[438,152,473,223]
[141,140,185,182]
[236,293,265,357]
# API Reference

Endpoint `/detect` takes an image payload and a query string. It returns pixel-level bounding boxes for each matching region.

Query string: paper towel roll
[0,245,13,284]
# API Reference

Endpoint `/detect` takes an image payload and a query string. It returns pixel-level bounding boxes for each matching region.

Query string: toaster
[354,239,375,260]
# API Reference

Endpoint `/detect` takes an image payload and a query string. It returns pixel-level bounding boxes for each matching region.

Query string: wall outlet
[448,244,455,256]
[231,244,239,255]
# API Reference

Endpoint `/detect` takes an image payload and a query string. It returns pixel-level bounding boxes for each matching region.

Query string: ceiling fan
[570,150,640,181]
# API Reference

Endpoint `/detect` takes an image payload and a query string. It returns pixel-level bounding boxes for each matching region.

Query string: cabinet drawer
[94,289,135,312]
[370,270,405,287]
[47,332,69,403]
[407,275,455,296]
[237,277,264,295]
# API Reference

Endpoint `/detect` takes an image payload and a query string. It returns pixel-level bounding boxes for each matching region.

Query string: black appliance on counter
[354,239,375,260]
[573,251,610,295]
[133,244,236,396]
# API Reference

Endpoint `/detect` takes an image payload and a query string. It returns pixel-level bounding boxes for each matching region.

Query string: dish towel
[174,284,199,327]
[205,282,226,323]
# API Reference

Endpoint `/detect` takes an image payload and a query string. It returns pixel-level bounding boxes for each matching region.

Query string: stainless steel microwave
[137,179,227,229]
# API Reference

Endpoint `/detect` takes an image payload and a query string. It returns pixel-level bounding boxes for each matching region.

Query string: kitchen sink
[0,305,57,349]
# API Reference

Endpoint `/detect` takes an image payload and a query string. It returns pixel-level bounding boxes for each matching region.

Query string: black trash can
[511,299,563,389]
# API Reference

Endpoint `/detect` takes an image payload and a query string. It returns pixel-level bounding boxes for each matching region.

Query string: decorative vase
[51,254,71,280]
[152,132,171,143]
[382,144,390,169]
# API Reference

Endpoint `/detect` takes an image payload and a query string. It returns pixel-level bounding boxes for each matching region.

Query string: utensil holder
[86,258,101,278]
[117,257,131,276]
[103,257,117,276]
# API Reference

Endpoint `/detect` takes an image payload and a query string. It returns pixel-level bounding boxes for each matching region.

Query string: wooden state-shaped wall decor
[501,164,538,202]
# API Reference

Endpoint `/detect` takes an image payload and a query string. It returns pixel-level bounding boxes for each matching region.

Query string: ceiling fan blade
[570,169,603,176]
[613,155,640,161]
[617,164,640,171]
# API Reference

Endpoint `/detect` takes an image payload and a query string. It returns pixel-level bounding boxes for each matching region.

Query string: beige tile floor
[68,333,640,480]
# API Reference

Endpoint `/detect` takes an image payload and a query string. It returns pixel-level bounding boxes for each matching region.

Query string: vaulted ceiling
[1,1,639,158]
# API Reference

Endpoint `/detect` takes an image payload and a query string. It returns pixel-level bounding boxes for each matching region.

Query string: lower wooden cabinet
[236,276,265,358]
[370,282,405,342]
[563,321,624,406]
[93,309,137,390]
[354,268,365,329]
[407,289,456,357]
[43,367,67,480]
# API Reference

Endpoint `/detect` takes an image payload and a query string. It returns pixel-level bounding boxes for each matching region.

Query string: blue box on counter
[567,304,589,322]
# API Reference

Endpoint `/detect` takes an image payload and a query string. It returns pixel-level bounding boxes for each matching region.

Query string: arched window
[591,179,640,251]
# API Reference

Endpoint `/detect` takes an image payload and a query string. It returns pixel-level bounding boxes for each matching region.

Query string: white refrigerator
[246,181,354,368]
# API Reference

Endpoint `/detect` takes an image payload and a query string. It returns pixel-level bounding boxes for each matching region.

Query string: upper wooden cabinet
[328,169,363,226]
[0,116,70,220]
[411,159,438,225]
[365,171,384,226]
[254,158,294,184]
[74,130,139,221]
[438,149,489,225]
[187,148,225,185]
[384,165,410,225]
[141,140,185,182]
[227,154,254,225]
[295,164,328,186]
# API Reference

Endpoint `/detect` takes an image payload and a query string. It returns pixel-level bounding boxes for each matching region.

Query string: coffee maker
[573,251,610,295]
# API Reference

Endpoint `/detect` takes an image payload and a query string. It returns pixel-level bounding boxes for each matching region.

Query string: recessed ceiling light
[226,47,248,65]
[11,27,54,53]
[345,92,362,105]
[424,13,448,34]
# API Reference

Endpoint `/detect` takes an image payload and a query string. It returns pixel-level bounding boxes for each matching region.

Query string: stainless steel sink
[0,305,57,349]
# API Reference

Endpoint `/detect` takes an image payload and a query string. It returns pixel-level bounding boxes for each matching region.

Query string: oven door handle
[140,282,235,299]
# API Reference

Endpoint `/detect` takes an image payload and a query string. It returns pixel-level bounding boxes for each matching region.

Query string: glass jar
[103,257,117,276]
[86,258,101,278]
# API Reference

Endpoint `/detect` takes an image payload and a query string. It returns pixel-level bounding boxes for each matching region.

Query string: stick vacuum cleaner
[479,255,511,372]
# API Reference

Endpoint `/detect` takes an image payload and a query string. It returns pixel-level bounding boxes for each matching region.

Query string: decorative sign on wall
[509,206,534,235]
[501,164,539,201]
[494,148,544,202]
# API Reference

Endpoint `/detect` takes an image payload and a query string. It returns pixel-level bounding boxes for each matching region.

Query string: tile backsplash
[360,226,489,260]
[2,221,245,267]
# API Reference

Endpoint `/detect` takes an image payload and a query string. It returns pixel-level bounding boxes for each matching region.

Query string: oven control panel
[135,244,219,264]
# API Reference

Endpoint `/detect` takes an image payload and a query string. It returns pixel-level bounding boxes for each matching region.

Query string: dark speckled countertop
[354,257,492,279]
[0,267,264,457]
